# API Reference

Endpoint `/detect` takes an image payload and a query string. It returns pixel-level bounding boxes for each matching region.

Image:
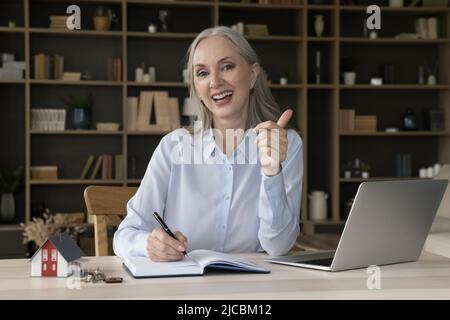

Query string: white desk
[1,250,450,299]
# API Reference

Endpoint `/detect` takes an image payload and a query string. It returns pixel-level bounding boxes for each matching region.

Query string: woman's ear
[250,63,261,87]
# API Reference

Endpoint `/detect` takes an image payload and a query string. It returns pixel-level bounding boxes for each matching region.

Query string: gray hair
[185,26,283,132]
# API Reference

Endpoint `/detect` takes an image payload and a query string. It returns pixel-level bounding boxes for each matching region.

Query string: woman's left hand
[254,109,293,176]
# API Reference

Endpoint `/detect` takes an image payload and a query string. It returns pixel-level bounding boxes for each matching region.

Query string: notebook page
[124,255,202,277]
[189,249,268,272]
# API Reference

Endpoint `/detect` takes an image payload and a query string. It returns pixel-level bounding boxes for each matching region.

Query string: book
[123,249,269,278]
[80,155,95,179]
[90,155,103,179]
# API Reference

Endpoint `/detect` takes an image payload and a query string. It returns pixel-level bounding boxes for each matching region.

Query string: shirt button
[225,195,230,200]
[227,166,232,171]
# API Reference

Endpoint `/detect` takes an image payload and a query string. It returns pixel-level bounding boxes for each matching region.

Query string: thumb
[276,109,293,128]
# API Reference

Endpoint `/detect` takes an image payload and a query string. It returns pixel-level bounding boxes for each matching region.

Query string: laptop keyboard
[303,258,333,266]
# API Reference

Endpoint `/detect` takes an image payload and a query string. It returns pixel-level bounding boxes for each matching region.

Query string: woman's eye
[222,64,234,71]
[196,71,208,77]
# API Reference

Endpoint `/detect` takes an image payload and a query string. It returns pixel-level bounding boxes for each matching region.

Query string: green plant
[342,56,357,73]
[360,162,371,172]
[94,6,118,23]
[62,92,93,110]
[0,166,23,194]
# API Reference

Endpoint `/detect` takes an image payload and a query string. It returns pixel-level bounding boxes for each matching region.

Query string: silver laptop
[268,179,448,272]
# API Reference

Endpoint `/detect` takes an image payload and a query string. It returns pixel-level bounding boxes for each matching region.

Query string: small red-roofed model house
[30,232,85,277]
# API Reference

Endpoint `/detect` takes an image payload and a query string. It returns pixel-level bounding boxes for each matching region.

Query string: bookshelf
[1,0,450,257]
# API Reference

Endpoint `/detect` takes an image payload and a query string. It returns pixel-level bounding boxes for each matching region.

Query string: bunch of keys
[81,268,123,284]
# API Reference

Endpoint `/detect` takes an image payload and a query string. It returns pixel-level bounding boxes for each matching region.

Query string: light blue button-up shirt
[113,127,303,258]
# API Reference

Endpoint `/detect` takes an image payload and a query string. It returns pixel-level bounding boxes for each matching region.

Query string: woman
[113,26,303,261]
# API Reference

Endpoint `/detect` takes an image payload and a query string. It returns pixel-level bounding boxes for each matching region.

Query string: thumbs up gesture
[254,109,293,176]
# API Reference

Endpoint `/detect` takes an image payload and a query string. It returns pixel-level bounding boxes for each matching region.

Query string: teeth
[213,91,233,100]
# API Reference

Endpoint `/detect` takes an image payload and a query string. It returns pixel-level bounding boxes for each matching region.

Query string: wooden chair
[83,186,137,256]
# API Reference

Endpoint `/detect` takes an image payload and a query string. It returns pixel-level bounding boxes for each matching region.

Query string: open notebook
[123,249,270,278]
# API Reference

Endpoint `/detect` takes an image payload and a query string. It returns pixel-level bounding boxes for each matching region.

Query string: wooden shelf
[30,80,123,86]
[339,5,450,13]
[307,37,336,42]
[307,84,334,89]
[0,224,23,232]
[269,83,302,89]
[339,84,450,90]
[127,81,186,87]
[341,37,450,45]
[0,80,25,84]
[30,179,125,185]
[246,35,302,42]
[340,131,450,137]
[127,31,197,39]
[29,28,123,37]
[218,2,302,10]
[0,27,25,33]
[127,130,172,135]
[127,0,214,7]
[30,130,124,135]
[127,179,142,184]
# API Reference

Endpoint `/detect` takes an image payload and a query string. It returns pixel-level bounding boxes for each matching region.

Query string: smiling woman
[113,26,304,262]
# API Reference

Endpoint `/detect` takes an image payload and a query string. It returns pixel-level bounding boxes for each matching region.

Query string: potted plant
[360,162,371,179]
[62,93,93,130]
[93,6,118,31]
[343,161,353,179]
[0,166,23,222]
[342,57,357,85]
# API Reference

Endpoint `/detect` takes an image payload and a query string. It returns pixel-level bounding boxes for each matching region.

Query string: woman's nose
[209,72,223,89]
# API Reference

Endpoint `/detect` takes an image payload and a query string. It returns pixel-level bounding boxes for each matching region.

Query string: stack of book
[339,109,355,132]
[245,24,269,36]
[127,91,181,133]
[31,166,58,180]
[355,116,377,132]
[80,154,123,180]
[414,16,447,39]
[33,53,64,79]
[62,72,81,81]
[49,15,68,29]
[31,109,66,131]
[394,154,412,178]
[106,57,122,81]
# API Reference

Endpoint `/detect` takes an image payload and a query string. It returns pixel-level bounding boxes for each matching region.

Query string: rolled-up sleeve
[257,130,303,256]
[113,135,172,258]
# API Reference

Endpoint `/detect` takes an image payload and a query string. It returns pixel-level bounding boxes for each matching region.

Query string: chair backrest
[84,186,137,256]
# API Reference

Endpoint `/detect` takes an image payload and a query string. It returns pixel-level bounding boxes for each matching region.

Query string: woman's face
[192,36,259,124]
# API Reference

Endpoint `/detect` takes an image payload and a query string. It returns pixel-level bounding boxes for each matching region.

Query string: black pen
[153,211,188,256]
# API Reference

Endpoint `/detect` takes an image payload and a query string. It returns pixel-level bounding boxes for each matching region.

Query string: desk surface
[1,250,450,299]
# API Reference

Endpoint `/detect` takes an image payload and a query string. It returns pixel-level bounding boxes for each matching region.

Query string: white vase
[1,193,15,222]
[343,72,356,85]
[389,0,404,7]
[314,15,324,37]
[308,191,328,220]
[362,172,370,179]
[427,74,437,85]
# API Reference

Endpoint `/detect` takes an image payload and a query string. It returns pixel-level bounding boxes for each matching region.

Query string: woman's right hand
[146,228,188,262]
